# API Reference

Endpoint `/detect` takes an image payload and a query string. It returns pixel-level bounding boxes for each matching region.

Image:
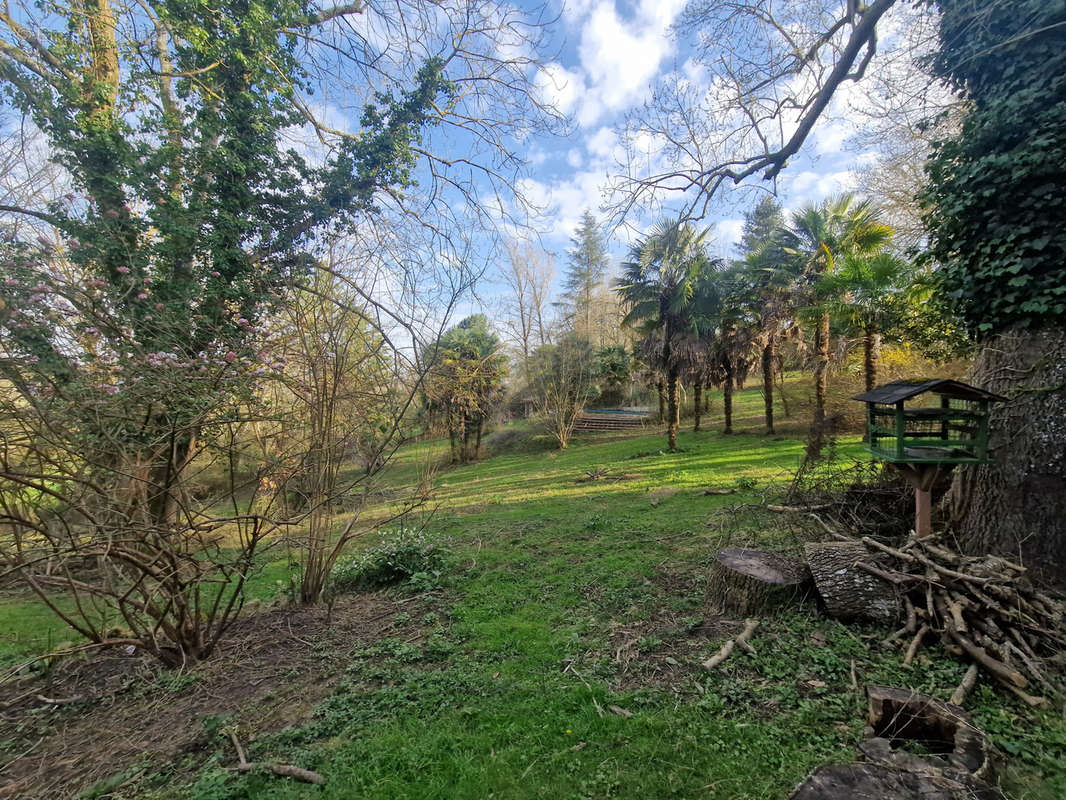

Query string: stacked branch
[857,534,1065,706]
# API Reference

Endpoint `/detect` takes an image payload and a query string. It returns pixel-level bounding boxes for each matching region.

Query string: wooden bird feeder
[852,379,1005,538]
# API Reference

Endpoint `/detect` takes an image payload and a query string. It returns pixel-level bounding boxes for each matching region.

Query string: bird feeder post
[852,380,1006,539]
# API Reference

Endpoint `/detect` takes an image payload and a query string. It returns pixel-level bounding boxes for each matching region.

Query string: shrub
[330,526,448,592]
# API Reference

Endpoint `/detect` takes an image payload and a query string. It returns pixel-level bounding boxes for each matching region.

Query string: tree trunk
[693,383,702,432]
[656,380,665,424]
[666,369,679,450]
[863,324,881,391]
[813,312,830,427]
[808,312,831,457]
[447,414,458,464]
[474,417,484,459]
[762,337,775,435]
[723,359,734,435]
[946,327,1066,580]
[777,358,791,417]
[458,413,469,463]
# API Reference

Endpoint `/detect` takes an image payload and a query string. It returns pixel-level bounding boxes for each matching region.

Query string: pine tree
[737,196,784,256]
[561,210,610,340]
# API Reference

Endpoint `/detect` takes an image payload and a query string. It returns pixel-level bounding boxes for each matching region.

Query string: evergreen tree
[562,210,610,339]
[736,196,787,434]
[737,196,784,256]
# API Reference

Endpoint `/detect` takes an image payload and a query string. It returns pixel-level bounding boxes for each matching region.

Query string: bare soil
[0,592,435,800]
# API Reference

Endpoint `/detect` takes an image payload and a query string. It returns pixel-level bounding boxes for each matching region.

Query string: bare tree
[499,239,555,372]
[608,0,902,224]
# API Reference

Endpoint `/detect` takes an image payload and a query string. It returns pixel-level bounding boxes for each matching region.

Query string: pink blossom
[116,266,130,274]
[211,271,221,277]
[155,303,164,309]
[86,327,99,335]
[136,292,148,300]
[105,209,120,219]
[224,351,237,363]
[4,278,17,286]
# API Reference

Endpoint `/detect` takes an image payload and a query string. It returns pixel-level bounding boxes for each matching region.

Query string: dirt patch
[605,566,744,690]
[0,592,437,800]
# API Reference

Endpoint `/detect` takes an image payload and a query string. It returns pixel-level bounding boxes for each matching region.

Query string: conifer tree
[561,210,610,340]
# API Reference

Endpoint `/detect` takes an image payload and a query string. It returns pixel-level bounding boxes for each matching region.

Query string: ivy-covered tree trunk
[945,328,1066,579]
[762,337,775,435]
[693,383,702,432]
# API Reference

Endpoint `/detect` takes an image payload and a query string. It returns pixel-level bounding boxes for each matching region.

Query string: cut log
[709,548,811,614]
[804,541,900,622]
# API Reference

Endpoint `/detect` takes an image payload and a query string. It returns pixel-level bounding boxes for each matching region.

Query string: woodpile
[710,531,1065,705]
[857,533,1065,706]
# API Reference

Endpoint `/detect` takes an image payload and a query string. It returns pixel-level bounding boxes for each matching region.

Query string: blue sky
[510,0,892,268]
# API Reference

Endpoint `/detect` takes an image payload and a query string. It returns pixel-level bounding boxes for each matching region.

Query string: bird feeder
[852,379,1005,538]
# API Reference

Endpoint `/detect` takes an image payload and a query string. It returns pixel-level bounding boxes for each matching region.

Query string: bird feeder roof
[852,379,1006,405]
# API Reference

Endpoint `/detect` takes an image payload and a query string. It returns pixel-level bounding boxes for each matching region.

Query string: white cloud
[534,62,585,116]
[569,0,688,127]
[586,126,621,162]
[715,218,744,251]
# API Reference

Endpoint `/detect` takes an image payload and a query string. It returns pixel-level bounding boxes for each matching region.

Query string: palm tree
[782,195,892,449]
[820,252,914,391]
[704,265,759,434]
[616,220,721,450]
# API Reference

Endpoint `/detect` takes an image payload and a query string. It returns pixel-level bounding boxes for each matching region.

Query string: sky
[504,0,897,272]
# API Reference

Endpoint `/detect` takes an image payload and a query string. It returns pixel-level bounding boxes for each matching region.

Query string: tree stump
[709,548,811,614]
[790,763,1001,800]
[866,685,994,779]
[804,541,899,622]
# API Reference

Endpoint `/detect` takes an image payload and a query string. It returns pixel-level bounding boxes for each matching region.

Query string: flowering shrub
[330,526,448,592]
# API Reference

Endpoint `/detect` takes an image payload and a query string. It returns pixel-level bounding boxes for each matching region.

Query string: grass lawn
[1,380,1063,799]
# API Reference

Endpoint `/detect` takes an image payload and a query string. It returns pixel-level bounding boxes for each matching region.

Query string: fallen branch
[767,503,832,513]
[226,729,325,785]
[34,694,83,705]
[903,625,929,667]
[702,619,759,669]
[950,664,979,706]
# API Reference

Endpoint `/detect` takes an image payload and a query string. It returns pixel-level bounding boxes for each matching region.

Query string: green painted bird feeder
[852,379,1006,538]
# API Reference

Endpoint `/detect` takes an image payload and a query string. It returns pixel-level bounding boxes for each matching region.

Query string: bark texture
[666,369,679,450]
[804,541,899,622]
[863,326,880,391]
[946,327,1066,580]
[761,338,775,434]
[709,548,811,614]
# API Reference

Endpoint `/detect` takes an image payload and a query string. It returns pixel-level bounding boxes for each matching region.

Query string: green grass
[3,378,1064,799]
